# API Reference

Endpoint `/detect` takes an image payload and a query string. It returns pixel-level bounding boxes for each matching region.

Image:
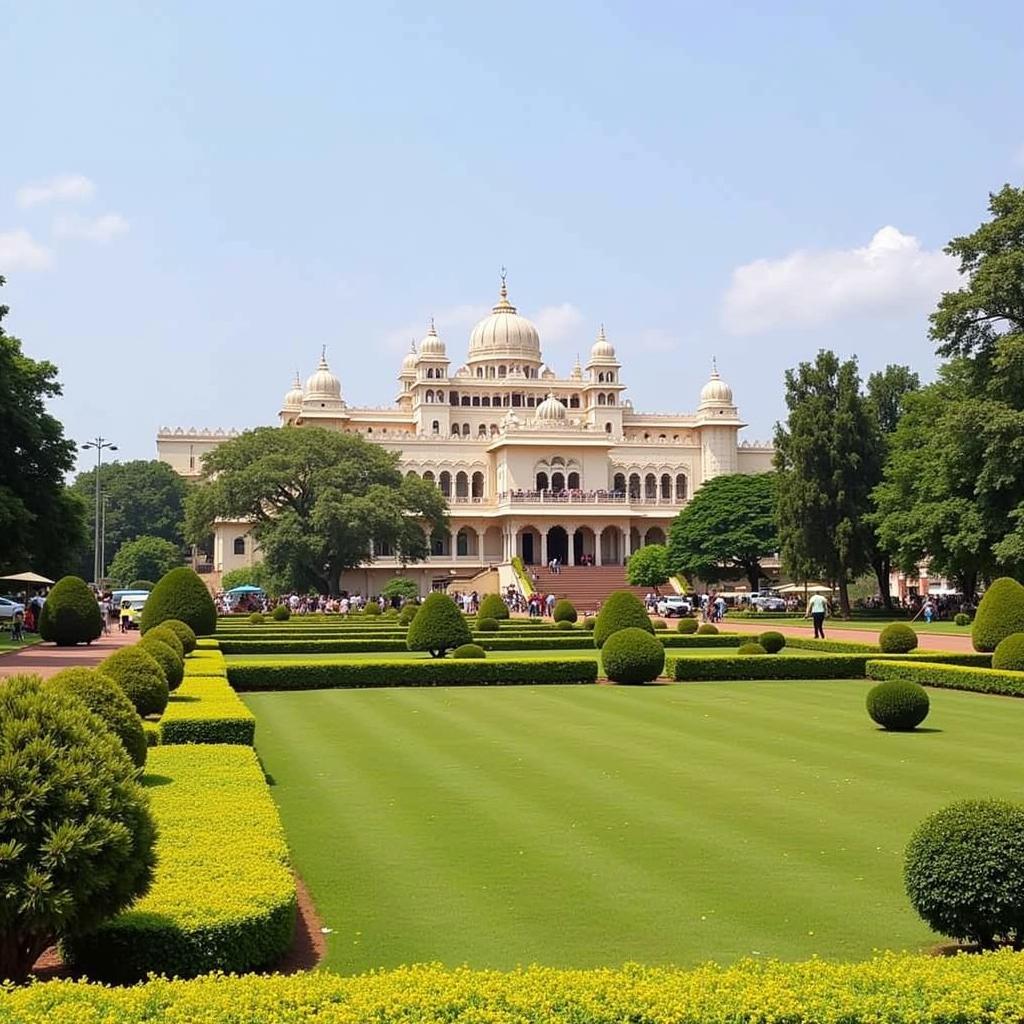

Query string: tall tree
[107,535,183,587]
[0,277,88,577]
[185,427,448,594]
[626,544,671,591]
[773,351,877,617]
[667,472,778,591]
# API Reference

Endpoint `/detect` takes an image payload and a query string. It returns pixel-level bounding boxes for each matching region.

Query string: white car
[750,594,787,612]
[0,597,26,620]
[656,595,693,617]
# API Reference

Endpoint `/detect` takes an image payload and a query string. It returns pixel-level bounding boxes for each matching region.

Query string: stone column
[568,526,576,566]
[595,527,604,566]
[620,527,629,565]
[539,529,548,566]
[475,527,486,561]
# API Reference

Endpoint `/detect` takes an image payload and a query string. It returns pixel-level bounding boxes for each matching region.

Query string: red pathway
[0,627,137,679]
[724,619,975,653]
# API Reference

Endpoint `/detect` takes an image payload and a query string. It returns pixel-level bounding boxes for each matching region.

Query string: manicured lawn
[246,681,1024,974]
[0,632,41,654]
[736,616,973,636]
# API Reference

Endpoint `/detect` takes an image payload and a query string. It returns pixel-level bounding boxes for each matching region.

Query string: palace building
[157,276,773,595]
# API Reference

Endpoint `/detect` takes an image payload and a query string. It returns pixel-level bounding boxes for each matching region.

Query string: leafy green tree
[626,544,671,591]
[185,428,448,595]
[381,577,420,602]
[0,277,88,578]
[667,473,778,591]
[107,535,182,587]
[774,351,878,617]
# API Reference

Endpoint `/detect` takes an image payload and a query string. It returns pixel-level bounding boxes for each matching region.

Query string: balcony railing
[498,490,685,506]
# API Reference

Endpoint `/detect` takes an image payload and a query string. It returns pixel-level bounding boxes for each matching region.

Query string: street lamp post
[101,494,109,579]
[81,437,117,585]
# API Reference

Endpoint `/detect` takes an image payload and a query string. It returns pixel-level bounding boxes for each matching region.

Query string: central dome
[468,274,541,365]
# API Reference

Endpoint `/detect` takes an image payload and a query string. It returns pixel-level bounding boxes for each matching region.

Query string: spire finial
[410,338,417,353]
[500,265,507,299]
[598,322,606,341]
[292,368,301,388]
[428,316,437,336]
[319,344,328,369]
[711,355,719,377]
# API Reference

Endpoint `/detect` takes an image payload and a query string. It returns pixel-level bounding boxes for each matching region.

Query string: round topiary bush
[954,612,972,627]
[677,617,698,634]
[601,627,666,684]
[697,623,719,635]
[552,599,577,624]
[248,611,265,624]
[593,591,655,648]
[271,604,291,622]
[140,636,184,692]
[398,603,418,626]
[905,799,1024,947]
[407,592,473,658]
[144,624,184,660]
[101,646,170,717]
[650,618,668,631]
[758,630,786,654]
[128,579,154,591]
[364,602,382,616]
[0,675,156,981]
[159,618,197,655]
[452,643,487,659]
[582,616,596,631]
[879,622,919,654]
[972,577,1024,652]
[140,567,217,636]
[738,641,767,655]
[992,633,1024,671]
[48,667,148,768]
[866,679,930,731]
[476,617,500,632]
[478,594,510,621]
[556,619,574,630]
[38,575,103,647]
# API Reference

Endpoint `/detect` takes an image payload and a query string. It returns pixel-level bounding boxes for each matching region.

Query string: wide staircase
[526,565,651,614]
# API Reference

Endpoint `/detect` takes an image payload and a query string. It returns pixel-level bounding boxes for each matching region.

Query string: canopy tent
[775,582,834,594]
[227,584,264,594]
[0,571,55,586]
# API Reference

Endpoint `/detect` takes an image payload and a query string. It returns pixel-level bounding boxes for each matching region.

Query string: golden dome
[468,273,541,364]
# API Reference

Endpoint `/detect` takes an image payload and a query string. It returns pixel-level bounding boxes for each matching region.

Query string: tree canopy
[667,472,778,591]
[107,535,183,588]
[626,544,671,590]
[185,427,448,594]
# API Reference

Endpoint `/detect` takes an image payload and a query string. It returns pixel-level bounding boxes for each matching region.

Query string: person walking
[805,592,828,639]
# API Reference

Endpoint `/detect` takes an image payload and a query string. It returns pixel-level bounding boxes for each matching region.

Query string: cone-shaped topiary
[476,617,500,632]
[101,646,169,717]
[158,618,197,655]
[144,624,184,659]
[398,603,418,626]
[140,567,217,636]
[593,591,655,648]
[972,577,1024,652]
[478,594,510,621]
[48,667,147,768]
[364,602,382,615]
[879,622,918,653]
[271,604,291,621]
[758,630,786,653]
[866,679,930,731]
[582,616,596,631]
[677,617,698,634]
[407,592,473,657]
[602,627,665,684]
[993,633,1024,671]
[38,575,103,646]
[0,675,156,981]
[553,599,577,624]
[738,641,767,655]
[452,643,487,659]
[139,636,184,691]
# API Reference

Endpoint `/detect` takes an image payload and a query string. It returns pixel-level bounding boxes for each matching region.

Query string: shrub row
[786,636,881,653]
[11,951,1024,1022]
[227,658,599,691]
[867,659,1024,697]
[63,745,295,981]
[160,652,256,745]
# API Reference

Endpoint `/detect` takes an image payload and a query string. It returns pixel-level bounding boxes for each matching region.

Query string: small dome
[419,319,446,356]
[700,361,733,405]
[401,342,417,372]
[570,356,583,379]
[535,394,567,421]
[468,273,541,364]
[283,371,304,411]
[305,349,342,401]
[590,324,616,361]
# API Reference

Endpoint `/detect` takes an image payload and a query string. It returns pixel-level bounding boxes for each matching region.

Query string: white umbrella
[0,571,55,585]
[775,582,833,594]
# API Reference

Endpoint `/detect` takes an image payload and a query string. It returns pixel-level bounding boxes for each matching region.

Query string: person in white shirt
[805,593,828,639]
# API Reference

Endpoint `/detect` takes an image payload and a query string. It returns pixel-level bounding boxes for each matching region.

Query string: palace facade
[157,277,773,593]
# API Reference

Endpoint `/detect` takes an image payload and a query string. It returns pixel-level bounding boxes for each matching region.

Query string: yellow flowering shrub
[9,951,1024,1021]
[160,675,255,745]
[61,745,295,981]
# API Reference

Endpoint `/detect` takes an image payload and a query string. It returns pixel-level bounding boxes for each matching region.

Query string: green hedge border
[670,651,990,681]
[867,659,1024,696]
[161,677,256,745]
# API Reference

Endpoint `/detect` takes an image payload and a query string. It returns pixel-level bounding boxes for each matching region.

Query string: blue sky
[3,1,1021,469]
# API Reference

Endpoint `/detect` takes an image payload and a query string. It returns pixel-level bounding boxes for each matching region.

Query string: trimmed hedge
[141,567,217,636]
[879,623,918,653]
[478,594,510,620]
[161,618,198,655]
[407,592,473,657]
[160,676,256,745]
[140,636,185,691]
[787,636,880,653]
[593,591,653,647]
[146,623,185,659]
[867,659,1024,696]
[973,577,1024,652]
[63,745,295,981]
[738,642,767,655]
[697,624,719,635]
[102,645,170,717]
[227,658,599,690]
[866,679,930,730]
[553,599,578,624]
[602,628,665,684]
[677,617,699,634]
[992,633,1024,672]
[38,574,103,646]
[477,617,500,632]
[271,604,291,621]
[758,631,786,654]
[452,643,487,659]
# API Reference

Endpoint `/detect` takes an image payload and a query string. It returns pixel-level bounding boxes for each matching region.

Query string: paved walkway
[0,627,137,679]
[724,619,975,653]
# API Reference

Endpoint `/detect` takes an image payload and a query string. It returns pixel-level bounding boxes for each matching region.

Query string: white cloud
[634,328,679,354]
[53,213,130,243]
[0,229,55,271]
[532,302,584,346]
[721,226,960,335]
[16,173,96,207]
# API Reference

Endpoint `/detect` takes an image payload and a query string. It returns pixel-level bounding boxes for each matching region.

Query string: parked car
[656,595,693,617]
[0,596,25,620]
[749,592,787,612]
[120,595,149,629]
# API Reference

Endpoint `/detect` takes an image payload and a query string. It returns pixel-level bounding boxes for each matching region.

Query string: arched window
[628,473,641,498]
[606,393,615,406]
[472,396,480,406]
[569,395,580,408]
[439,471,452,497]
[551,471,565,491]
[613,472,626,493]
[660,473,672,499]
[450,423,460,437]
[675,473,688,500]
[476,367,484,378]
[605,422,612,433]
[597,393,606,406]
[490,423,499,435]
[424,390,433,403]
[461,396,470,406]
[567,471,580,490]
[598,371,605,382]
[377,538,393,556]
[423,470,435,485]
[456,529,469,556]
[233,537,245,556]
[482,396,491,406]
[526,395,536,407]
[644,473,657,499]
[487,366,496,378]
[472,471,484,497]
[431,421,439,435]
[498,365,507,377]
[607,372,614,382]
[449,392,458,405]
[536,471,549,491]
[478,424,487,437]
[406,469,419,479]
[455,471,469,498]
[462,422,470,436]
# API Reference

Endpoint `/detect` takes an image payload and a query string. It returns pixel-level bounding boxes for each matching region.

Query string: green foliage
[667,473,778,590]
[363,601,382,615]
[758,630,786,653]
[140,636,184,691]
[738,641,767,655]
[249,611,265,624]
[64,745,294,981]
[992,633,1024,671]
[141,566,217,636]
[398,603,418,625]
[601,627,666,684]
[0,674,156,981]
[866,679,930,731]
[879,623,919,654]
[582,616,596,630]
[476,617,500,632]
[697,623,719,635]
[552,598,578,623]
[625,544,671,589]
[677,617,699,634]
[973,578,1024,652]
[161,655,255,746]
[38,574,102,646]
[48,667,147,768]
[128,579,155,591]
[650,618,667,630]
[220,563,274,593]
[406,592,472,657]
[593,590,654,648]
[954,612,972,626]
[160,618,197,655]
[108,535,182,589]
[478,594,510,620]
[452,643,487,659]
[555,619,574,630]
[101,646,170,717]
[381,577,419,602]
[184,427,448,594]
[271,604,291,622]
[905,799,1024,947]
